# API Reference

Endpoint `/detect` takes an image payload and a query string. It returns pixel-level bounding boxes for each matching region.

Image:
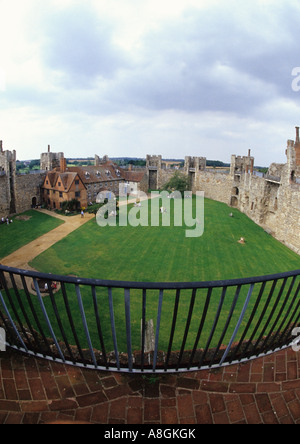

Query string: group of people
[1,217,13,225]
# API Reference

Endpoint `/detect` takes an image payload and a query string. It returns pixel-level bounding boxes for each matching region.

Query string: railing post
[124,289,133,372]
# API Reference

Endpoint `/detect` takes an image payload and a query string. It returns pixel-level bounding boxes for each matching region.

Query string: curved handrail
[0,264,299,373]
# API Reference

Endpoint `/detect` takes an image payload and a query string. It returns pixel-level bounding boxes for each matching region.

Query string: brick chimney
[296,127,300,143]
[0,141,3,153]
[48,144,51,153]
[60,157,67,173]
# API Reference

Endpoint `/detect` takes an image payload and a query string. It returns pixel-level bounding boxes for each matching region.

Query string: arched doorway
[32,197,37,208]
[230,196,238,207]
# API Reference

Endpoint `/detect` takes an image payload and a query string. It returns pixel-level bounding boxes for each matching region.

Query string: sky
[1,0,300,165]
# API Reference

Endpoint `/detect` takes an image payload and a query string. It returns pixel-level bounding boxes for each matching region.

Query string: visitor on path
[81,210,84,218]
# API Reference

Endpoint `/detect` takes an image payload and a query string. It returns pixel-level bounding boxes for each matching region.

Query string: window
[59,192,63,198]
[58,182,61,187]
[75,191,81,198]
[75,180,80,185]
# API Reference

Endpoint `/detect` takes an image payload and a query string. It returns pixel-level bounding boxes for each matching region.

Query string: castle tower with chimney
[0,140,17,214]
[40,145,64,171]
[286,127,300,184]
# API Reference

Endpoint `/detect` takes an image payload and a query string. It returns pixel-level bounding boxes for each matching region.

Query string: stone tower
[286,127,300,183]
[0,140,17,214]
[146,155,162,190]
[40,145,64,171]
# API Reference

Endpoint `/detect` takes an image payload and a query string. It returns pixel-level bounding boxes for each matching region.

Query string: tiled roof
[123,171,146,182]
[67,162,125,184]
[44,160,145,191]
[44,172,79,191]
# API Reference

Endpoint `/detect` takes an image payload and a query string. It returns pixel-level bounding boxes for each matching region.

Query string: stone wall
[40,148,64,171]
[0,173,44,218]
[146,137,300,256]
[0,175,10,216]
[14,173,44,214]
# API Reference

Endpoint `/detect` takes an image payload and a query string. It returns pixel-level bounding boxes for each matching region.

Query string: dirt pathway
[1,209,95,270]
[1,193,158,272]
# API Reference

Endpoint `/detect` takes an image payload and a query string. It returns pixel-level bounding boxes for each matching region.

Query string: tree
[162,171,190,195]
[61,199,81,213]
[29,160,40,170]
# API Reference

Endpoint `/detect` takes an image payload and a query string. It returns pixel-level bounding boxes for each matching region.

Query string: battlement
[0,140,16,174]
[184,156,206,172]
[146,155,162,169]
[230,149,254,176]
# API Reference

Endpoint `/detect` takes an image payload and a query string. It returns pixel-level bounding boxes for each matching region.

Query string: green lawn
[30,198,300,281]
[23,198,300,355]
[0,210,64,260]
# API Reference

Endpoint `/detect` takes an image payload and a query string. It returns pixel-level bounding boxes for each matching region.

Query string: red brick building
[42,157,128,210]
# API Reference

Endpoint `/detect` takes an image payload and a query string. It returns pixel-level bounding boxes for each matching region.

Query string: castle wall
[238,173,300,255]
[0,174,10,216]
[14,174,44,214]
[195,171,232,204]
[146,141,300,256]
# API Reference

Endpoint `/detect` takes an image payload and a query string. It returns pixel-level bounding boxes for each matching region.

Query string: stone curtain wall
[146,151,300,256]
[0,173,44,218]
[0,175,10,216]
[14,174,44,214]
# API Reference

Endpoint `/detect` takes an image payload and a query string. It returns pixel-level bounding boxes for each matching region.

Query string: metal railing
[0,265,299,374]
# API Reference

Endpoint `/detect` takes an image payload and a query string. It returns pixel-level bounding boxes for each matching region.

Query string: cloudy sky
[1,0,300,165]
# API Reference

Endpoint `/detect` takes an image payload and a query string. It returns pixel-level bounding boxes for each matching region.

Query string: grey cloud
[106,2,300,115]
[15,1,300,120]
[40,4,129,88]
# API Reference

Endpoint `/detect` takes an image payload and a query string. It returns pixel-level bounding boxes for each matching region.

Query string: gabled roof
[56,172,79,192]
[43,171,84,192]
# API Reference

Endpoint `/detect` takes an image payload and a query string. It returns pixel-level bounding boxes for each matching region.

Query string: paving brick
[127,407,143,424]
[229,383,256,394]
[243,403,262,424]
[177,394,195,419]
[255,394,273,413]
[226,398,245,423]
[161,407,178,424]
[209,394,226,414]
[288,399,300,421]
[3,379,18,400]
[195,404,213,424]
[91,403,109,424]
[28,378,46,400]
[271,395,290,419]
[49,398,78,411]
[1,347,300,424]
[144,399,160,422]
[21,401,49,413]
[109,398,128,420]
[77,391,107,407]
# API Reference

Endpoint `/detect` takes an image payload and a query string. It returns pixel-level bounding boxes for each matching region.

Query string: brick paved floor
[0,347,300,424]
